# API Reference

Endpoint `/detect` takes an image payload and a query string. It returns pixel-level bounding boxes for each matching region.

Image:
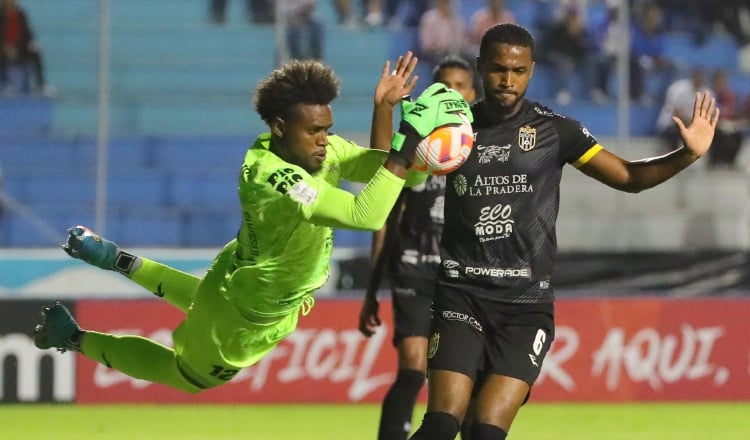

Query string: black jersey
[389,174,445,282]
[438,99,601,304]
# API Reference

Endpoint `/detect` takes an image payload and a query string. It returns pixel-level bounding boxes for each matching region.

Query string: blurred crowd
[324,0,750,169]
[204,0,750,170]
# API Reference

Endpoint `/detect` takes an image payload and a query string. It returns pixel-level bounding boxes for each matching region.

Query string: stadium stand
[0,0,748,251]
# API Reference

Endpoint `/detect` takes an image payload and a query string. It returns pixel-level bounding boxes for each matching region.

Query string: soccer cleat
[33,302,83,353]
[62,225,139,274]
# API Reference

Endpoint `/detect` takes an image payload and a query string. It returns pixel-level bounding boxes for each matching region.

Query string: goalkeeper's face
[274,103,333,174]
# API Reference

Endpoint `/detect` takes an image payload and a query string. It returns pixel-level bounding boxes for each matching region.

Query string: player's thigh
[171,295,242,388]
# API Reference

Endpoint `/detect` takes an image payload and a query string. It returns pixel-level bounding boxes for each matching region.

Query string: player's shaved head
[479,22,536,61]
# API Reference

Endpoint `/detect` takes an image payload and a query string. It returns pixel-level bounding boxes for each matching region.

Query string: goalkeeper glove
[390,82,473,167]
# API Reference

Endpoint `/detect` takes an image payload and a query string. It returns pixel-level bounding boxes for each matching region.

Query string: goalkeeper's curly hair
[254,60,341,125]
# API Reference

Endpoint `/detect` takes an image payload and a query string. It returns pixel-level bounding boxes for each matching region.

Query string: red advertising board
[75,298,750,403]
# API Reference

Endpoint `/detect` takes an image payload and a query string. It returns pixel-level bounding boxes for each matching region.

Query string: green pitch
[2,402,749,439]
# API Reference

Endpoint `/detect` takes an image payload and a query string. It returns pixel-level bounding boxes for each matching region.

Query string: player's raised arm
[579,90,720,193]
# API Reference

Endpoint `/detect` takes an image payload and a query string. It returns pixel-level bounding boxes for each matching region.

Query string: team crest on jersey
[427,332,440,359]
[518,126,536,151]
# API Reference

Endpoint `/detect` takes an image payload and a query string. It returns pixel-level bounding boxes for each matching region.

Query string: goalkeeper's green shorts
[171,241,300,389]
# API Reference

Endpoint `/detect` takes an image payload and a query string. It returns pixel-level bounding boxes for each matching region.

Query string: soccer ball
[412,113,474,175]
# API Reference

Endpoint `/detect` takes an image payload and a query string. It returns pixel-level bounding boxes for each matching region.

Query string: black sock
[378,369,426,440]
[409,411,460,440]
[470,423,507,440]
[460,418,473,440]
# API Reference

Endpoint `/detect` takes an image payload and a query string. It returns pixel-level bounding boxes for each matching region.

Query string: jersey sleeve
[309,166,406,230]
[244,152,407,231]
[330,136,388,183]
[329,134,429,187]
[556,118,602,168]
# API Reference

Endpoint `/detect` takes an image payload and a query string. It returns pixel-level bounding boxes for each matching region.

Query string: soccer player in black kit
[408,23,720,440]
[360,55,476,440]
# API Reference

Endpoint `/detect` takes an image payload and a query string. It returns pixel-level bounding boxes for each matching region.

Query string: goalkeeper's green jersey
[226,132,421,320]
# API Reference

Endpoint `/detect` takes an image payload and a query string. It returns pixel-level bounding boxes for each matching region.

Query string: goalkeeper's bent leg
[129,258,200,312]
[80,331,202,393]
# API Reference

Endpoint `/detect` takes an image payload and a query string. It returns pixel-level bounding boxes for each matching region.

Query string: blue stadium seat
[167,168,240,209]
[150,136,249,170]
[0,137,93,169]
[105,207,183,247]
[4,169,96,205]
[106,169,169,208]
[3,204,95,247]
[178,209,240,247]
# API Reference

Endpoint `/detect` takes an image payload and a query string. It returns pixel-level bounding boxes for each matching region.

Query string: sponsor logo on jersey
[442,260,460,278]
[267,167,304,194]
[441,310,483,332]
[581,125,596,142]
[534,106,554,116]
[474,203,514,242]
[518,126,536,151]
[476,144,511,164]
[443,260,460,269]
[289,181,318,205]
[453,174,468,196]
[468,175,534,197]
[464,266,531,278]
[528,353,539,367]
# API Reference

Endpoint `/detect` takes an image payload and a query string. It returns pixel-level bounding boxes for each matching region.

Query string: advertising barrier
[3,297,749,403]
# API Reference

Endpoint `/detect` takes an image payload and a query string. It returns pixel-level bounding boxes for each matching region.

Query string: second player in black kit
[409,23,720,440]
[440,100,598,304]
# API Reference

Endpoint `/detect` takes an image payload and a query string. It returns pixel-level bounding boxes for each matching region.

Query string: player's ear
[271,116,285,137]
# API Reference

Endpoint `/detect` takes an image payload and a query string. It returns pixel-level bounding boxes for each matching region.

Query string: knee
[410,411,460,440]
[393,369,425,394]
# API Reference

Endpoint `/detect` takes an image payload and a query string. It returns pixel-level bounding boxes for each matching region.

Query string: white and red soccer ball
[412,112,474,175]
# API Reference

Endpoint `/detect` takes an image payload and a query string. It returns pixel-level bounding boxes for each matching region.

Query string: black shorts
[390,273,436,346]
[427,285,555,385]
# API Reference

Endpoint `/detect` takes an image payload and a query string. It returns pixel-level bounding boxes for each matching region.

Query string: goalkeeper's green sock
[129,258,201,312]
[80,331,201,393]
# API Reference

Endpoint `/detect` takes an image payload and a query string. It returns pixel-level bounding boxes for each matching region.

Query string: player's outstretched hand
[673,90,720,158]
[390,83,473,167]
[374,50,419,108]
[358,295,381,338]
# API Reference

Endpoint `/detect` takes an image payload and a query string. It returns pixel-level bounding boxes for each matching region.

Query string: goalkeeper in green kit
[32,54,472,393]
